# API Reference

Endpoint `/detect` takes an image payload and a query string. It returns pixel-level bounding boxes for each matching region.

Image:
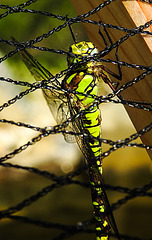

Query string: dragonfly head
[67,41,98,66]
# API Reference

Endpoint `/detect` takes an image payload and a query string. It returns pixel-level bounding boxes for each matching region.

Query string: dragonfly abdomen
[63,71,110,239]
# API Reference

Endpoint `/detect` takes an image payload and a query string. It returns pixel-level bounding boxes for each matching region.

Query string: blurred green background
[0,0,152,240]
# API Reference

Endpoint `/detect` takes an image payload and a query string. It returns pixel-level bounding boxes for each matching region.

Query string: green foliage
[0,0,87,78]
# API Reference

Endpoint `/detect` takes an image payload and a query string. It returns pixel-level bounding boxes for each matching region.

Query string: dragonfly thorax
[67,41,98,67]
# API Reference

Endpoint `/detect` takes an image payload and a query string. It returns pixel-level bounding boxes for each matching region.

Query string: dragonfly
[14,37,121,240]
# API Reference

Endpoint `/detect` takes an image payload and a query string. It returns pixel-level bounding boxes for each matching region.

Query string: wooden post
[70,0,152,160]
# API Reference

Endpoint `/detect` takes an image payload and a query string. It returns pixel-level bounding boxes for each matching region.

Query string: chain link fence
[0,1,152,240]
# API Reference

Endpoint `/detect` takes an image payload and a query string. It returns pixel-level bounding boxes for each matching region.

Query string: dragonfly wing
[43,89,75,143]
[67,98,94,159]
[16,42,75,143]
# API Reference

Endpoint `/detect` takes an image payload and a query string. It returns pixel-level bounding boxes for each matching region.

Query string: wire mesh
[0,1,152,240]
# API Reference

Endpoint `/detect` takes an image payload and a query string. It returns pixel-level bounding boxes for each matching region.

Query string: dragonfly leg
[98,22,122,85]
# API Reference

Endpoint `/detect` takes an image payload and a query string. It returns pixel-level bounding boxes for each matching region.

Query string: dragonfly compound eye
[67,41,98,66]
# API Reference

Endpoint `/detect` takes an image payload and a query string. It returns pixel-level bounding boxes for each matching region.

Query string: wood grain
[70,0,152,160]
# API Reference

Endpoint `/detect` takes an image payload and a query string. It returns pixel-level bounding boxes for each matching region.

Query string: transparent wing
[68,98,95,160]
[16,40,75,143]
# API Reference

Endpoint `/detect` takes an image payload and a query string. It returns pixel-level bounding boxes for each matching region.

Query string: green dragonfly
[15,39,121,240]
